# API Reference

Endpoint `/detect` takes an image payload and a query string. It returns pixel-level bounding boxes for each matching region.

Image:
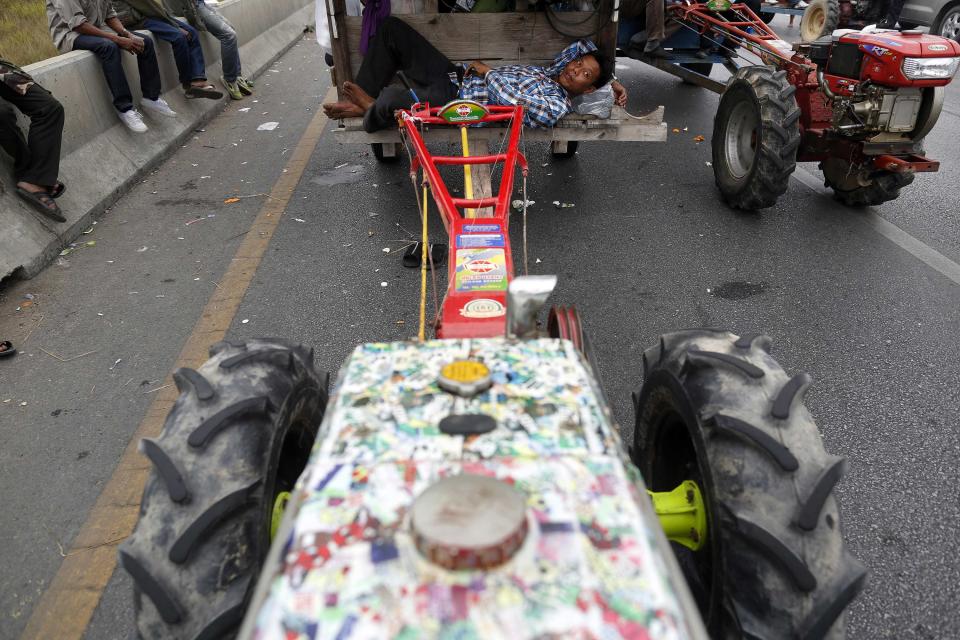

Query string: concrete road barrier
[0,0,316,281]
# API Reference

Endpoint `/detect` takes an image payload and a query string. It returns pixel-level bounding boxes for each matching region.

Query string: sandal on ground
[185,84,224,100]
[402,242,447,269]
[49,181,66,199]
[0,341,17,358]
[16,187,65,222]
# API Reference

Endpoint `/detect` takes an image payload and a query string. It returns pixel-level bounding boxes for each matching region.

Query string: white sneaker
[118,109,148,133]
[141,97,178,118]
[796,0,809,7]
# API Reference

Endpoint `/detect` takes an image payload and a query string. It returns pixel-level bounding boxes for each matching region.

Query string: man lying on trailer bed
[322,16,624,131]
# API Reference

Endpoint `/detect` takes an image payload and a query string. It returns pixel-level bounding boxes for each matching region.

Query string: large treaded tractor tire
[800,0,840,42]
[821,158,915,207]
[633,330,866,639]
[119,338,328,640]
[712,66,801,211]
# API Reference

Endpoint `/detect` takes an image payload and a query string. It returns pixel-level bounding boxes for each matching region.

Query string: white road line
[792,165,960,287]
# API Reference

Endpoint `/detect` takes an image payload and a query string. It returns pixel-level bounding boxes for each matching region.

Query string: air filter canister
[411,474,528,571]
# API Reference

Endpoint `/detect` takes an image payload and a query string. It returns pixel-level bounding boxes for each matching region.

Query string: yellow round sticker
[441,360,489,383]
[438,360,492,396]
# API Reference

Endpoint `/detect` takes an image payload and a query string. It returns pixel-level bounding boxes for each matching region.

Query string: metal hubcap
[941,11,960,40]
[725,101,759,180]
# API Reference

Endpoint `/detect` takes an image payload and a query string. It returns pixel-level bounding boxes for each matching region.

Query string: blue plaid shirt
[460,40,598,129]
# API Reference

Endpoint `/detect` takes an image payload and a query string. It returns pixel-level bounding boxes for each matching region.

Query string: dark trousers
[143,18,206,85]
[357,17,459,132]
[73,33,162,112]
[0,83,65,187]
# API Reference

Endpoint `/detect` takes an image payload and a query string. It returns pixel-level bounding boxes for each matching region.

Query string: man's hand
[611,80,627,107]
[466,60,492,77]
[116,35,145,54]
[179,27,193,42]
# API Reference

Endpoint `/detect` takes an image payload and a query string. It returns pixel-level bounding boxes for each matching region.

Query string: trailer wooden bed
[322,0,669,159]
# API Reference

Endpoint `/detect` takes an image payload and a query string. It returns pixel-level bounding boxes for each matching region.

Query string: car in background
[900,0,960,39]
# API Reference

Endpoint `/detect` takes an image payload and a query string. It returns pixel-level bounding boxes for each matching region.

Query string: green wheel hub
[649,480,708,551]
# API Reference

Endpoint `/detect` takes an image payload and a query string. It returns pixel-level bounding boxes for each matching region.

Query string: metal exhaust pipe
[506,275,557,339]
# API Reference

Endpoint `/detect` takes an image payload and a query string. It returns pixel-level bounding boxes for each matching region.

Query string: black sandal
[185,84,224,100]
[16,187,65,223]
[0,341,17,358]
[402,242,447,269]
[49,181,66,199]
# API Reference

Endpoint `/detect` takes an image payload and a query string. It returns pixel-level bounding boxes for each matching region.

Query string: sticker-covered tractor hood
[247,338,701,639]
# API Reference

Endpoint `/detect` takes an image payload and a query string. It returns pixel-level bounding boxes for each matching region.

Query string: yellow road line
[19,87,336,640]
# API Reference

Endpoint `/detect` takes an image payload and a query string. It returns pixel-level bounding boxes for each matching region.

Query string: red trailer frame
[399,102,529,339]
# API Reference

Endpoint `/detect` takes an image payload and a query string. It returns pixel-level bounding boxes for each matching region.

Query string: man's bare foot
[322,101,366,118]
[342,82,376,111]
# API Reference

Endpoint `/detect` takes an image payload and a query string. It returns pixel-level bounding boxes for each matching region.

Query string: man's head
[557,50,614,96]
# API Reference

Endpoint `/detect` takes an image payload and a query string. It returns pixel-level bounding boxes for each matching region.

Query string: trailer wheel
[800,0,840,42]
[820,158,915,207]
[633,330,866,639]
[371,142,401,163]
[712,66,800,211]
[551,140,579,159]
[119,339,328,640]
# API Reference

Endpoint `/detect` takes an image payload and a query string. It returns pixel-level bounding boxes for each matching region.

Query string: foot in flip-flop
[342,82,376,111]
[185,83,224,100]
[49,181,66,199]
[0,341,17,358]
[16,186,65,222]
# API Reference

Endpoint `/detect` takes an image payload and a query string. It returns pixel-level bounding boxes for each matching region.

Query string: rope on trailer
[520,125,530,277]
[522,175,530,276]
[419,180,429,341]
[401,121,442,336]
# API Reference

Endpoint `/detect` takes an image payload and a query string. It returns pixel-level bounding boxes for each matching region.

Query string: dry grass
[0,0,59,67]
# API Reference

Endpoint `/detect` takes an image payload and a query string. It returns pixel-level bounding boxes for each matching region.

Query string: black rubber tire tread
[796,457,848,531]
[822,166,915,207]
[771,372,812,420]
[710,413,799,471]
[118,550,183,624]
[194,603,246,640]
[687,349,765,378]
[734,333,772,352]
[800,0,840,42]
[799,564,868,640]
[712,65,801,211]
[173,368,215,401]
[208,339,246,357]
[169,481,260,564]
[119,338,328,640]
[220,347,294,371]
[139,439,190,503]
[634,330,864,639]
[731,511,817,591]
[187,396,271,449]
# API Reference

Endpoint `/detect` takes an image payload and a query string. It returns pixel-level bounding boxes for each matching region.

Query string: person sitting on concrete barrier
[46,0,177,133]
[0,58,67,222]
[322,16,618,131]
[113,0,224,101]
[164,0,254,100]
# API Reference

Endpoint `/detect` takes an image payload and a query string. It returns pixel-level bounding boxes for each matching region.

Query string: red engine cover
[837,30,960,87]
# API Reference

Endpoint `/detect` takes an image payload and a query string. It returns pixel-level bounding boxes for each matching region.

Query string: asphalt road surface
[1,18,959,640]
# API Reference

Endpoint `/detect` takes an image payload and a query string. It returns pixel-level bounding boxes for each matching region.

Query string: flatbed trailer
[322,1,670,159]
